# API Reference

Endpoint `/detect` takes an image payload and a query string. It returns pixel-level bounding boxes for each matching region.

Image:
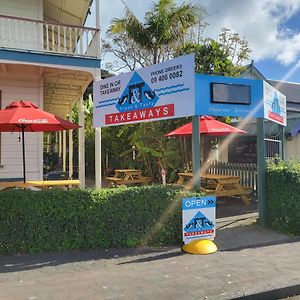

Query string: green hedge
[266,159,300,235]
[0,185,200,255]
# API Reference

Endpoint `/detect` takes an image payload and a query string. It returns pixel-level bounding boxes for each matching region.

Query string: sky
[98,0,300,83]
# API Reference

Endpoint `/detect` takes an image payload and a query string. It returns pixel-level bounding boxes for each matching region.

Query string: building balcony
[0,14,100,59]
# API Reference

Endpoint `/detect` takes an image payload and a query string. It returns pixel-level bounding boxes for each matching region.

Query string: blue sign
[182,196,216,243]
[184,210,214,233]
[263,81,286,126]
[93,54,195,127]
[195,74,264,118]
[116,72,159,112]
[271,93,281,115]
[182,196,215,210]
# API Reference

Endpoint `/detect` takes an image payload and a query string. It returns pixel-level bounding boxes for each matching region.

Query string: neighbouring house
[217,63,300,163]
[0,0,101,186]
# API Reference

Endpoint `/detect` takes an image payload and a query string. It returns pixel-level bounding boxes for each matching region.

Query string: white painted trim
[78,96,85,187]
[0,59,97,77]
[69,129,73,179]
[63,130,66,171]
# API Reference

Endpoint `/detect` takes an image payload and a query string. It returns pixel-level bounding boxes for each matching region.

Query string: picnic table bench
[0,179,80,191]
[106,169,151,187]
[176,172,193,185]
[176,172,252,205]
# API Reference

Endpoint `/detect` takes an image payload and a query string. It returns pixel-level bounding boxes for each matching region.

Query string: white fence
[0,14,99,57]
[208,161,258,193]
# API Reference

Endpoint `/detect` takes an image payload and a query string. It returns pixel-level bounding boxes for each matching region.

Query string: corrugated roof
[233,116,300,137]
[241,66,300,112]
[269,80,300,112]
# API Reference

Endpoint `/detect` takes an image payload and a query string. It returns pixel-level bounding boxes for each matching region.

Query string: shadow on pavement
[216,194,258,219]
[117,249,185,265]
[0,247,174,274]
[216,223,300,252]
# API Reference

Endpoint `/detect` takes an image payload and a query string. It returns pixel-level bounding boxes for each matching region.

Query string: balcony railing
[0,14,99,58]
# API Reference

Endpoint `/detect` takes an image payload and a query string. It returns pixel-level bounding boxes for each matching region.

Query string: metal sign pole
[192,116,201,189]
[279,125,286,161]
[257,118,267,227]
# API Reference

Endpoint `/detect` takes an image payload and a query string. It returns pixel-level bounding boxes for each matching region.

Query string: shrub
[0,185,201,254]
[266,159,300,235]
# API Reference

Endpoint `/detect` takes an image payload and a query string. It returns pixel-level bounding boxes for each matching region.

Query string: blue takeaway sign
[116,72,159,112]
[195,74,264,118]
[182,196,216,243]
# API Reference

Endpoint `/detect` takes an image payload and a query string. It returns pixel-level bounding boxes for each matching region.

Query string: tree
[101,0,206,180]
[178,28,251,76]
[103,0,206,71]
[101,3,251,182]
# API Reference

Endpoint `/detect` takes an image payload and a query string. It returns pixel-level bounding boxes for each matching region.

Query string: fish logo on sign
[116,72,159,112]
[271,93,281,115]
[184,211,214,237]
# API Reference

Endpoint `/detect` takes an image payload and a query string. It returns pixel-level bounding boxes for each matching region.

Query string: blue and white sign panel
[264,81,287,126]
[182,196,216,244]
[93,54,195,127]
[195,74,264,118]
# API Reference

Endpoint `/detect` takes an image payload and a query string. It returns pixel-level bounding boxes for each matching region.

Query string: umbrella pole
[22,127,26,183]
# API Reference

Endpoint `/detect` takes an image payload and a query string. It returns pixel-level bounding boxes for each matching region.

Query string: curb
[233,284,300,300]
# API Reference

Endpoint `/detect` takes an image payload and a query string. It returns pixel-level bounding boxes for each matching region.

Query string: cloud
[100,0,300,66]
[200,0,300,65]
[100,0,150,33]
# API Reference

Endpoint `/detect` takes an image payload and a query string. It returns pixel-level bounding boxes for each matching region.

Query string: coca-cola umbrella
[164,116,246,137]
[0,101,80,182]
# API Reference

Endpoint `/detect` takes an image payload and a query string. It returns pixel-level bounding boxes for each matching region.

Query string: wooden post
[78,96,85,188]
[95,0,102,189]
[58,131,62,168]
[62,130,66,171]
[69,111,73,179]
[69,129,73,178]
[47,133,50,153]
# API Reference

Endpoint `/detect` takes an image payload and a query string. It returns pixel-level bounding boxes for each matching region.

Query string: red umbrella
[0,101,80,182]
[164,116,246,137]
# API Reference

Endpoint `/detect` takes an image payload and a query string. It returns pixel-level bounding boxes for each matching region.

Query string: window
[211,83,251,105]
[228,137,257,163]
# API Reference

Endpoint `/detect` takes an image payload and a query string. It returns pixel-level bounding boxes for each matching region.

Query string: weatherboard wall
[0,65,43,180]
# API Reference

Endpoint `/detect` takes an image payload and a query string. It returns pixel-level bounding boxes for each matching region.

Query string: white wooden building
[0,0,101,186]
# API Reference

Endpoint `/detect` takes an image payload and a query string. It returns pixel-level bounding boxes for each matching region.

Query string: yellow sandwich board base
[182,239,217,255]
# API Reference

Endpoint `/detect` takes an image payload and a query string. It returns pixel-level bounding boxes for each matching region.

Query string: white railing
[0,14,99,58]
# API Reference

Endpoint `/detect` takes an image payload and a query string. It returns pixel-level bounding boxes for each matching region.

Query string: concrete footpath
[0,212,299,300]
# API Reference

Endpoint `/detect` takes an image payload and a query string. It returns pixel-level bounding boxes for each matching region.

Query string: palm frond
[109,6,151,48]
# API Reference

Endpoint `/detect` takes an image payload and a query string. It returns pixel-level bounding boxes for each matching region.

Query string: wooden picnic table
[176,172,252,205]
[201,174,251,205]
[0,179,80,191]
[176,172,206,186]
[106,169,151,187]
[177,172,193,185]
